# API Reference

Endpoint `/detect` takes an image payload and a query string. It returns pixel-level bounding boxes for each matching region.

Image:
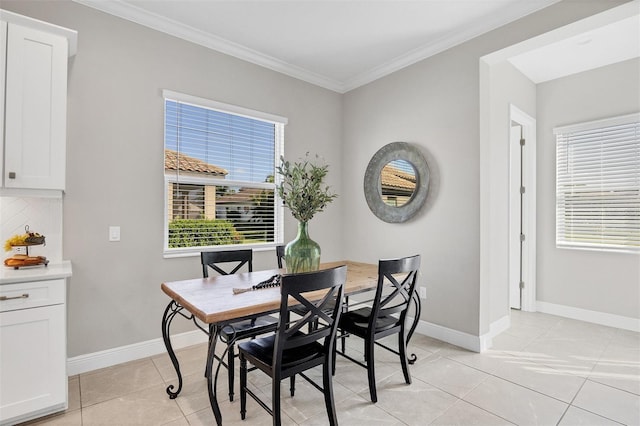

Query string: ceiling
[509,13,640,83]
[75,0,563,93]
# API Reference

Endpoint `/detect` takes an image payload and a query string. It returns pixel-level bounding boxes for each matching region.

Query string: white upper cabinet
[0,10,76,193]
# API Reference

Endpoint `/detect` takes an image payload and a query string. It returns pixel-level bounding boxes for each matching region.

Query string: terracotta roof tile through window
[164,149,228,176]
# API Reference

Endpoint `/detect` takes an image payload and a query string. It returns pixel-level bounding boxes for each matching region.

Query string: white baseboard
[412,315,510,353]
[414,319,483,353]
[537,301,640,332]
[67,330,208,376]
[69,320,486,377]
[478,314,511,351]
[489,314,511,337]
[68,315,518,376]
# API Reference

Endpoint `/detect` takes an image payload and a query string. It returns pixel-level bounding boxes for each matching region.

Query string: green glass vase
[285,221,321,273]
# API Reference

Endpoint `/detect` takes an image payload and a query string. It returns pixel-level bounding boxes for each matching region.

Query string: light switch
[109,226,120,242]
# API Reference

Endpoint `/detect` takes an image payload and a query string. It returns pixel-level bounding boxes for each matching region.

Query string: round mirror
[364,142,429,223]
[381,160,416,207]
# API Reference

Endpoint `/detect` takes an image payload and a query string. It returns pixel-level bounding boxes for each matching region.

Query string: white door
[509,105,536,312]
[509,124,522,309]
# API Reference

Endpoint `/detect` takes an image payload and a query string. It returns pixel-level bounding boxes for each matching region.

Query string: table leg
[162,300,185,398]
[206,324,224,426]
[406,292,422,365]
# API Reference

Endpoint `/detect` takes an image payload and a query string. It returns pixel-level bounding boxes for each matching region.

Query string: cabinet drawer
[0,279,65,312]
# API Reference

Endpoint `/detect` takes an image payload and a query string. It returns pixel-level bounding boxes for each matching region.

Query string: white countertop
[0,260,72,284]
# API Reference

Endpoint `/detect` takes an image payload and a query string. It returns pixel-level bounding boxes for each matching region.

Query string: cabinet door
[4,23,68,190]
[0,21,6,188]
[0,304,67,424]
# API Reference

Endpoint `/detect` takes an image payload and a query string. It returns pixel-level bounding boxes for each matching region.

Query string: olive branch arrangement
[276,153,338,222]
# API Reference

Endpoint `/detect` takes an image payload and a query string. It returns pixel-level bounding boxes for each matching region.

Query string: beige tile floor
[22,311,640,425]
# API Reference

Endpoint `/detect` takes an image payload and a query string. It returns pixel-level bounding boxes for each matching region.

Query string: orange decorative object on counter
[3,225,48,269]
[4,255,48,268]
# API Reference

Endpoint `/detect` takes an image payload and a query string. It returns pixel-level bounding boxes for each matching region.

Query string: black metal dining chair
[201,249,279,401]
[239,265,347,426]
[336,254,420,403]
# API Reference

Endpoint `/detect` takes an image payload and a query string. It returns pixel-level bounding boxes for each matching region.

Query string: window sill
[163,243,282,259]
[556,244,639,255]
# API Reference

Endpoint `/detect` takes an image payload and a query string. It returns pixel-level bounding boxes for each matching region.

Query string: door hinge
[520,186,526,194]
[520,233,526,242]
[520,138,525,146]
[519,281,525,289]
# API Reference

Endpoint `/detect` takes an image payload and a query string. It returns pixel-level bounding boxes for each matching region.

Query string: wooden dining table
[160,260,421,425]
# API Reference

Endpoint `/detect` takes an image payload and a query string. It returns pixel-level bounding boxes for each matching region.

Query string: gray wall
[342,45,482,336]
[2,1,344,357]
[537,58,640,319]
[342,0,627,336]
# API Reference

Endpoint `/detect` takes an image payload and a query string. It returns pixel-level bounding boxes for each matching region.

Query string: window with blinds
[163,90,286,254]
[555,113,640,253]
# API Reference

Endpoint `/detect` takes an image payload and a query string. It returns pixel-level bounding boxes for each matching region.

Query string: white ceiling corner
[340,0,563,92]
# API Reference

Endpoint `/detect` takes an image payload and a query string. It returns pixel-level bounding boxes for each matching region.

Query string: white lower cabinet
[0,279,67,425]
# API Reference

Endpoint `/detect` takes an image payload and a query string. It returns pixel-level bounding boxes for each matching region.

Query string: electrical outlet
[109,226,120,242]
[419,287,427,299]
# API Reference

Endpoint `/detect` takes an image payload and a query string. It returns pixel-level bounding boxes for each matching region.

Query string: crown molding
[74,0,561,94]
[72,0,345,92]
[342,0,562,92]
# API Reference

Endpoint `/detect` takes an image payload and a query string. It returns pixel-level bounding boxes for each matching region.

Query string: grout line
[407,362,515,425]
[564,380,626,426]
[430,399,518,426]
[149,351,193,421]
[555,376,588,426]
[438,349,578,407]
[583,377,640,397]
[78,376,84,426]
[412,365,518,423]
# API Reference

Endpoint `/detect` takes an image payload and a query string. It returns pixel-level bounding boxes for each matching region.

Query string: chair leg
[332,341,337,376]
[227,343,235,401]
[323,357,338,426]
[272,377,281,426]
[399,331,411,384]
[365,337,377,403]
[290,375,295,397]
[341,297,349,354]
[240,354,247,420]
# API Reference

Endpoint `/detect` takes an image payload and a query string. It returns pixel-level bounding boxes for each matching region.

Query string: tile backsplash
[0,196,63,263]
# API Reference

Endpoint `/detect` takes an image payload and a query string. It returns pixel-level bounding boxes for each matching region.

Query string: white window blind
[163,91,286,254]
[555,113,640,252]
